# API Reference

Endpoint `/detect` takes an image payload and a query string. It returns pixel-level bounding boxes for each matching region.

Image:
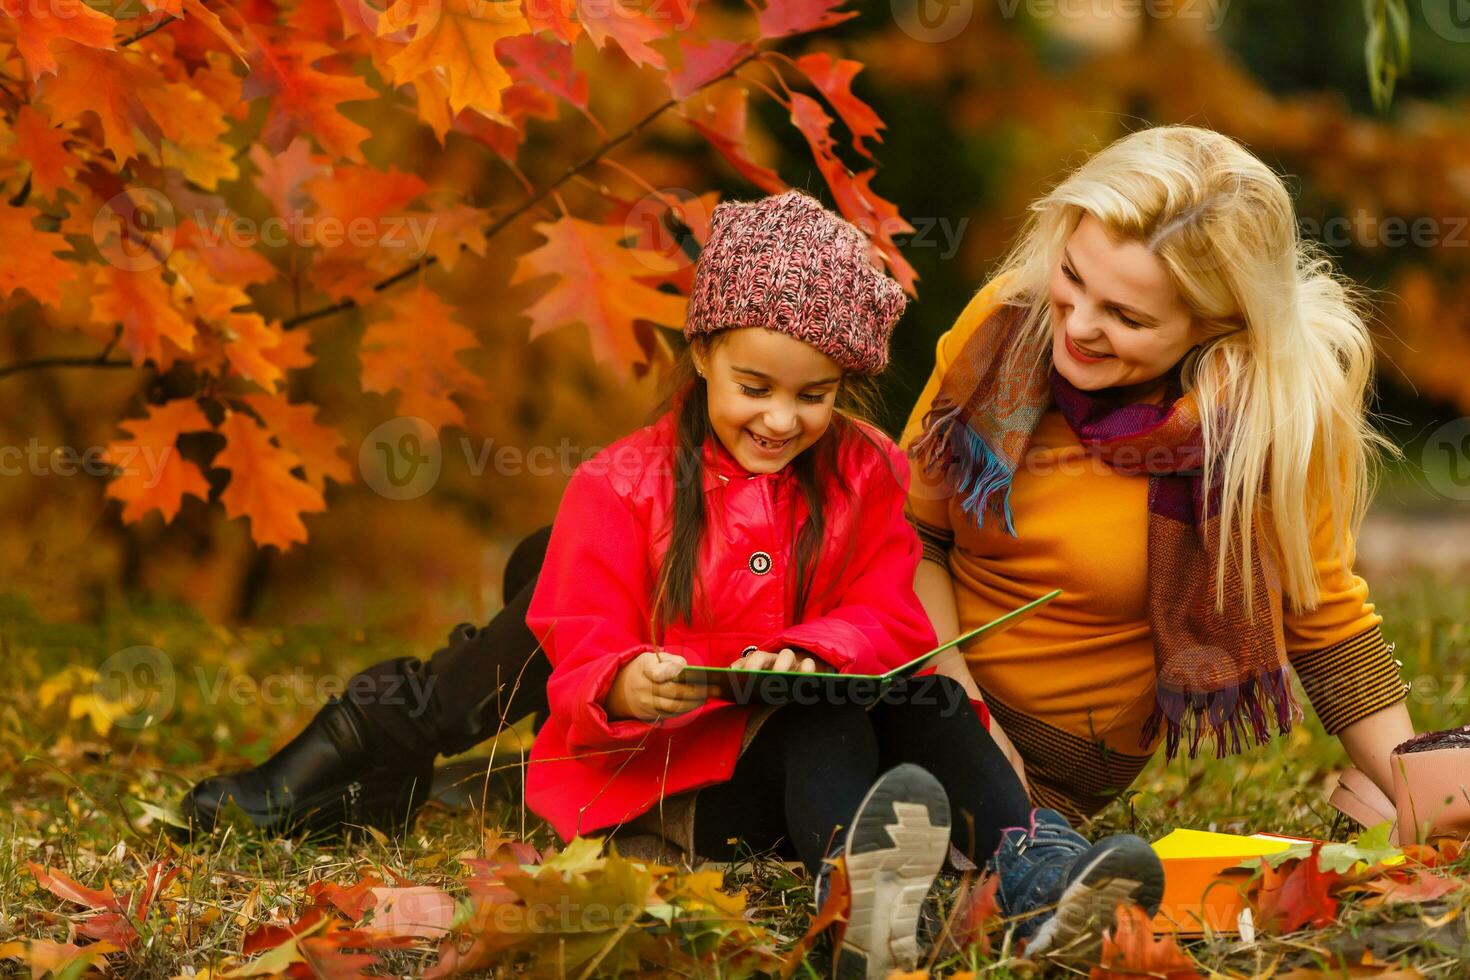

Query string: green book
[678,588,1062,707]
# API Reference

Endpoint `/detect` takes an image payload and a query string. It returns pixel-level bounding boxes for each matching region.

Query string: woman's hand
[606,651,715,722]
[730,647,825,673]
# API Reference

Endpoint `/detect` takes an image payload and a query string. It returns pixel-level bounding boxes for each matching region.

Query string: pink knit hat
[683,190,907,375]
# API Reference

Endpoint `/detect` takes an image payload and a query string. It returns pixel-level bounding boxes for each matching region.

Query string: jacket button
[748,551,772,575]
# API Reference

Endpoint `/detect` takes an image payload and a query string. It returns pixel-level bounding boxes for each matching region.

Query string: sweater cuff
[907,514,953,566]
[1292,624,1409,736]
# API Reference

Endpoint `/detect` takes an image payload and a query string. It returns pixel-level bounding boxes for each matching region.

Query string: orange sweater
[901,278,1408,821]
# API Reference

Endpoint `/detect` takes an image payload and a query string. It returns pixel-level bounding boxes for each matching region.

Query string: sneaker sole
[1025,836,1165,956]
[835,764,952,980]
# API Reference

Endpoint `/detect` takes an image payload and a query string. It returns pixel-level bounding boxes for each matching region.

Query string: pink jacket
[523,411,939,843]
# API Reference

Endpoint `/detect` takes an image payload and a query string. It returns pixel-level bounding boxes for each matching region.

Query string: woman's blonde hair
[989,124,1398,617]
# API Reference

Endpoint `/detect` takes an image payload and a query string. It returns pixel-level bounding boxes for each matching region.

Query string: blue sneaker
[989,808,1164,956]
[813,764,952,980]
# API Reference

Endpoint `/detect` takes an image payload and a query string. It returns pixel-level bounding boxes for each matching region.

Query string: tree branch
[1,48,767,374]
[281,48,764,330]
[0,355,137,381]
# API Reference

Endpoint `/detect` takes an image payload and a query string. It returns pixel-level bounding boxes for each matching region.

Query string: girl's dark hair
[648,332,889,636]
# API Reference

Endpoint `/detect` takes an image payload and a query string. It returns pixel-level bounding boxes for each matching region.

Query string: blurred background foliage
[3,0,1468,639]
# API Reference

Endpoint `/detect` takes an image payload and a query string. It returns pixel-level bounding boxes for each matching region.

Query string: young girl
[183,191,1164,974]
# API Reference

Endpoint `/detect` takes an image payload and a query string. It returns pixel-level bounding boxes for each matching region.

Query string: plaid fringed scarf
[909,303,1301,760]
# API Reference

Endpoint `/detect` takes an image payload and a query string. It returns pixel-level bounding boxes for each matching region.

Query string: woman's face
[1049,213,1206,392]
[693,328,842,474]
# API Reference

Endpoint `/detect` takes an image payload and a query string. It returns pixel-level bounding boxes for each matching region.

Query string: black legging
[343,527,554,759]
[690,676,1033,875]
[343,527,1033,873]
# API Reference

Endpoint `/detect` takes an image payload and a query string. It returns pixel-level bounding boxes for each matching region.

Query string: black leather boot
[180,695,434,838]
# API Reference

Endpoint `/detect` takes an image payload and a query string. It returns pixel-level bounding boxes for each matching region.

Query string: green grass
[1,562,1467,978]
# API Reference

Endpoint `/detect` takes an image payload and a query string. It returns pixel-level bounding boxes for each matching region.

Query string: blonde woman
[906,125,1415,823]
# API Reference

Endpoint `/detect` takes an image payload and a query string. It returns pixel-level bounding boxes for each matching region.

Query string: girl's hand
[606,651,715,722]
[730,647,823,673]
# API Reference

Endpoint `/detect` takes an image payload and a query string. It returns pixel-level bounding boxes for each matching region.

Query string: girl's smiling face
[693,328,842,474]
[1049,213,1207,392]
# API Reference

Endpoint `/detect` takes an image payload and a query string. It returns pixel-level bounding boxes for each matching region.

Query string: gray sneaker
[813,764,953,980]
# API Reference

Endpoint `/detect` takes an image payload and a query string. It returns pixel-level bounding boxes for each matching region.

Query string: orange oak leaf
[1358,868,1464,907]
[101,399,214,524]
[241,907,327,955]
[420,202,490,271]
[13,104,77,198]
[34,43,167,165]
[683,86,785,194]
[307,875,384,921]
[510,213,688,369]
[777,857,848,979]
[215,410,328,549]
[793,52,883,158]
[1251,844,1342,934]
[408,68,456,142]
[522,0,579,42]
[240,392,352,491]
[249,136,329,240]
[246,31,376,162]
[0,202,77,307]
[359,285,489,430]
[496,32,589,109]
[788,91,917,293]
[303,164,428,235]
[0,0,116,79]
[1090,903,1202,979]
[220,313,286,389]
[670,37,754,99]
[91,265,196,366]
[756,0,856,39]
[950,872,1001,954]
[174,218,279,288]
[171,248,281,386]
[28,863,123,912]
[177,0,250,61]
[577,0,669,70]
[261,326,315,373]
[377,0,530,117]
[139,80,239,189]
[361,886,456,939]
